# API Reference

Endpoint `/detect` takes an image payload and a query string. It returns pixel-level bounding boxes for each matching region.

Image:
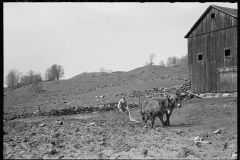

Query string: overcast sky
[4,2,237,85]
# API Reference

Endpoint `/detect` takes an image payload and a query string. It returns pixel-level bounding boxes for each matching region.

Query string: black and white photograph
[3,1,237,159]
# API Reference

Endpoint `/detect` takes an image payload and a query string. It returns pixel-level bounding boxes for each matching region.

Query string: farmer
[117,93,129,115]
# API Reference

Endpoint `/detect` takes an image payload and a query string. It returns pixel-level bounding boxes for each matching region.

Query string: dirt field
[3,97,237,159]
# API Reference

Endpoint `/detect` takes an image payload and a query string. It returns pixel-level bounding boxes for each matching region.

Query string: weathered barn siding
[186,6,237,93]
[189,8,238,38]
[217,67,237,92]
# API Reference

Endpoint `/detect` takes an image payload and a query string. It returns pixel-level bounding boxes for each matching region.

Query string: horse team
[139,92,182,128]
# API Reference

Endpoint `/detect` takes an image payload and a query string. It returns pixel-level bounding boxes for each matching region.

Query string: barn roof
[184,5,238,38]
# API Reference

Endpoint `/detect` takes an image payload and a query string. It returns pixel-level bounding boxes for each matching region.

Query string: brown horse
[140,99,166,128]
[163,92,182,126]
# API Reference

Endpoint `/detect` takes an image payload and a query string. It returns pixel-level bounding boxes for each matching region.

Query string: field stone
[3,131,7,135]
[52,133,60,138]
[101,149,115,157]
[231,153,237,159]
[39,123,46,127]
[228,144,236,149]
[113,154,120,159]
[177,147,189,158]
[222,142,228,151]
[193,136,201,141]
[199,133,209,141]
[156,127,162,132]
[213,129,221,134]
[56,121,63,125]
[174,129,184,135]
[215,93,222,98]
[222,93,230,97]
[142,148,148,156]
[23,138,28,142]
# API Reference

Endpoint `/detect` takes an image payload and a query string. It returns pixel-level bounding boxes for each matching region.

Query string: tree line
[5,64,64,89]
[144,54,188,67]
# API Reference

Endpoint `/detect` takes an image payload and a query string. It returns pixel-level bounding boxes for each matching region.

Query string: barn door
[217,67,237,92]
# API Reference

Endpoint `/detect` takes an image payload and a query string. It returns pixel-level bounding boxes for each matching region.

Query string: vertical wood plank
[233,71,236,92]
[203,15,206,34]
[192,63,196,93]
[220,29,224,67]
[193,37,195,64]
[228,71,230,92]
[197,63,200,93]
[231,71,234,92]
[224,12,227,29]
[191,63,194,93]
[222,70,224,92]
[227,71,230,92]
[216,68,220,92]
[200,62,202,93]
[216,31,220,68]
[233,27,236,59]
[220,70,222,92]
[234,70,237,92]
[213,61,217,93]
[206,62,209,93]
[209,61,212,93]
[213,61,216,93]
[202,62,206,93]
[201,35,204,93]
[206,11,209,33]
[204,62,207,93]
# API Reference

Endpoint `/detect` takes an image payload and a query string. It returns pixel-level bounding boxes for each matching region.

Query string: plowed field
[3,97,237,159]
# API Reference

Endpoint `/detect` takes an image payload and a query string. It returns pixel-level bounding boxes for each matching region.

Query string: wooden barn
[184,5,237,93]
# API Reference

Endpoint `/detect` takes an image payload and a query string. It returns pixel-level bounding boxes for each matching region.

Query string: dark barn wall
[187,8,238,93]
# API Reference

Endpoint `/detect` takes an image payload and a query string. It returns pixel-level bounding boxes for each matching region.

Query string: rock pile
[128,78,192,100]
[178,77,191,92]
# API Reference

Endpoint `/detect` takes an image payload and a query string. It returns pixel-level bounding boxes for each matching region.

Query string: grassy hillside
[4,65,189,116]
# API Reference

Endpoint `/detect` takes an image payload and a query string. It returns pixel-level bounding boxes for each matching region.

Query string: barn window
[197,53,203,62]
[224,48,231,58]
[211,12,216,19]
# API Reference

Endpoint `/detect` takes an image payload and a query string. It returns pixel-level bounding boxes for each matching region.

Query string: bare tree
[143,62,149,67]
[159,60,165,67]
[45,67,53,81]
[33,72,43,83]
[99,68,107,76]
[178,54,188,66]
[18,71,42,85]
[5,69,20,89]
[28,70,35,84]
[149,54,156,66]
[20,74,29,85]
[107,69,113,73]
[166,56,180,67]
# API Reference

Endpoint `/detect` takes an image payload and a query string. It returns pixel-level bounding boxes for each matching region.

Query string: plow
[127,108,141,123]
